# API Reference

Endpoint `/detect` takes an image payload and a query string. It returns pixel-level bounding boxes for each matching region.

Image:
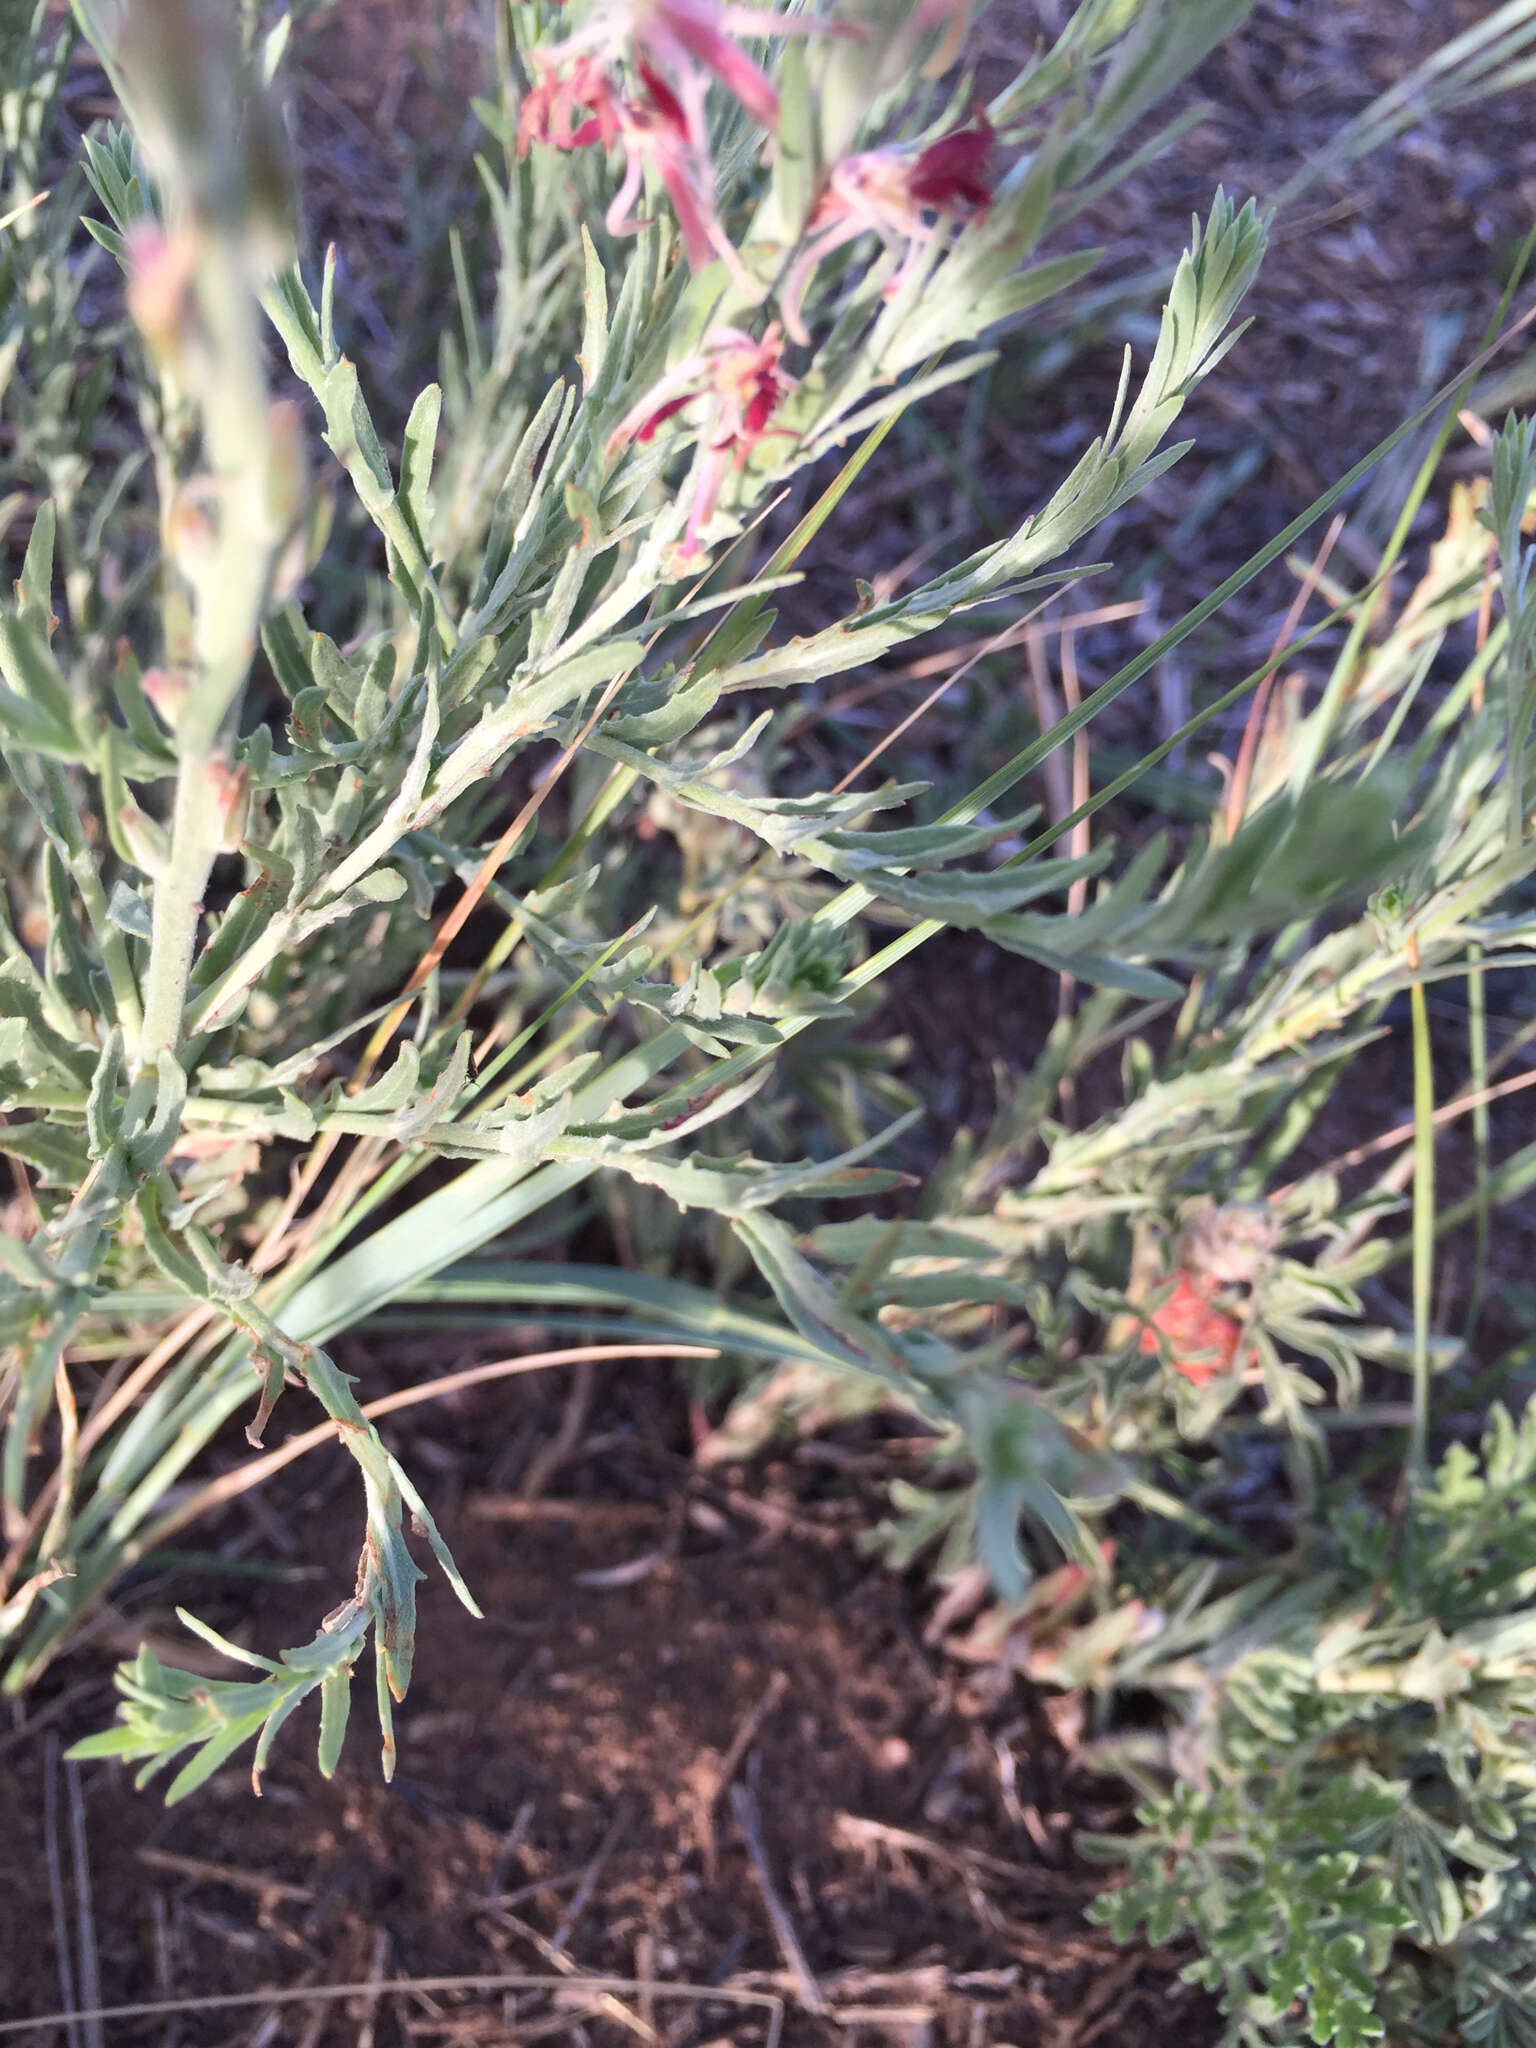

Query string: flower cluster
[518,0,994,560]
[518,0,789,289]
[607,322,793,556]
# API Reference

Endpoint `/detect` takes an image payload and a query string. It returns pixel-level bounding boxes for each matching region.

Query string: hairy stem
[137,231,274,1064]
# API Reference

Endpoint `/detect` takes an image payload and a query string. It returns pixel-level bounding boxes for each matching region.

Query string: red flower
[608,323,794,557]
[779,117,993,342]
[604,65,752,287]
[517,0,838,280]
[516,52,624,155]
[1138,1270,1245,1387]
[906,120,993,212]
[629,392,694,442]
[632,0,780,130]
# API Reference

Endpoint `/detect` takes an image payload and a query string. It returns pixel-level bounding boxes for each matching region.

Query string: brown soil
[0,1441,1208,2047]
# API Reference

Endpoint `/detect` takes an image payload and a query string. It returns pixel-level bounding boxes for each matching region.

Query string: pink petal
[657,0,778,126]
[604,148,648,240]
[654,149,719,269]
[698,30,779,128]
[683,444,730,557]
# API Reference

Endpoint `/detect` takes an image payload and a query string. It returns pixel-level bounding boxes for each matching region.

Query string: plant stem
[137,231,273,1067]
[1408,967,1436,1484]
[1464,945,1490,1346]
[138,755,224,1062]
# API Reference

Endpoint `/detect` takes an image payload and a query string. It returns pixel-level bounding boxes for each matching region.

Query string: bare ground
[1,1380,1214,2048]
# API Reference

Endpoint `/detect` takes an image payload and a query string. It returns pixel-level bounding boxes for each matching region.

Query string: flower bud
[140,665,190,729]
[118,801,171,877]
[207,754,250,853]
[166,483,219,581]
[125,220,201,371]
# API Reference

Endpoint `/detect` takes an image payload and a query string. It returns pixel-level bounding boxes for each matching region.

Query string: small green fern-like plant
[1085,1401,1536,2047]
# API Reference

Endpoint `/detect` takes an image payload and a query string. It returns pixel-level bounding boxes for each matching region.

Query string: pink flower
[516,49,750,284]
[608,323,794,557]
[631,0,781,129]
[519,0,783,148]
[517,0,836,278]
[780,116,993,343]
[605,66,754,288]
[516,52,624,155]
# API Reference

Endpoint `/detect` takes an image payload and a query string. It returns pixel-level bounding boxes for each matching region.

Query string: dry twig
[730,1782,826,2016]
